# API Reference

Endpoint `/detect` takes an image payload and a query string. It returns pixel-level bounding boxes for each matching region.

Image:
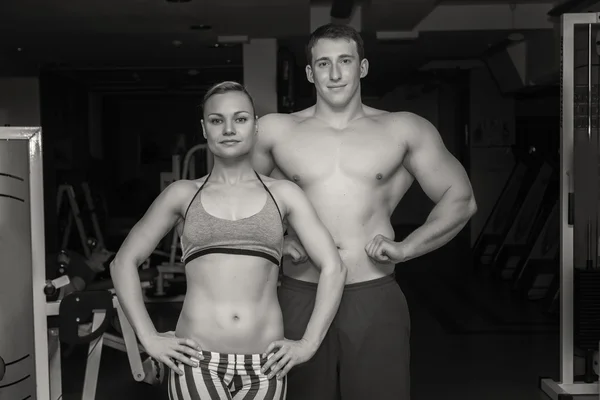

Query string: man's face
[306,38,369,108]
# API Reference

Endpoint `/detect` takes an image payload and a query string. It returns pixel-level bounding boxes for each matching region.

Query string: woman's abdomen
[175,256,284,354]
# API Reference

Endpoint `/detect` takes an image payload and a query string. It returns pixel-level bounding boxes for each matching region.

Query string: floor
[59,241,567,400]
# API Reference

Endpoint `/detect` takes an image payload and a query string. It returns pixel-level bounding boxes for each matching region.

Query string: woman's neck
[209,157,256,185]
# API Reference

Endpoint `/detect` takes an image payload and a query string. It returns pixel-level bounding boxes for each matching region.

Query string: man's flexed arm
[367,112,477,264]
[401,112,476,260]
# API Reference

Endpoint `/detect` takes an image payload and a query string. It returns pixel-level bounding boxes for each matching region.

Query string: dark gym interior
[0,0,597,399]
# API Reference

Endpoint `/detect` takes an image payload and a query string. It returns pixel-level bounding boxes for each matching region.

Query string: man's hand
[283,235,308,264]
[261,338,316,380]
[365,234,405,264]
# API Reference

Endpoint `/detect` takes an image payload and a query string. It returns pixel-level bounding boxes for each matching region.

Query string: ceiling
[0,0,558,90]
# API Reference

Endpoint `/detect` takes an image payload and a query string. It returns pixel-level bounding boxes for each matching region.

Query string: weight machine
[472,146,543,269]
[44,274,163,399]
[0,127,163,400]
[540,12,600,399]
[56,183,114,278]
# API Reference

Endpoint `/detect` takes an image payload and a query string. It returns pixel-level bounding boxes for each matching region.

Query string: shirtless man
[253,24,477,400]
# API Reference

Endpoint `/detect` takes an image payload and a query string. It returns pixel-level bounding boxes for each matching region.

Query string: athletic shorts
[278,273,411,400]
[168,350,287,400]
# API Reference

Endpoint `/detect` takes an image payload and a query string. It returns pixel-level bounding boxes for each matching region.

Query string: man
[253,23,477,400]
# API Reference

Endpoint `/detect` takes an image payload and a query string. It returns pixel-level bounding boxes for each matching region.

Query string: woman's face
[202,91,257,159]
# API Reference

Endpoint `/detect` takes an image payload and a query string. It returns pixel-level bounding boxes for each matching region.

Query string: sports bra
[179,171,284,266]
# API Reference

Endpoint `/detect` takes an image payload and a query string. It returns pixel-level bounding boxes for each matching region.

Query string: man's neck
[313,95,365,130]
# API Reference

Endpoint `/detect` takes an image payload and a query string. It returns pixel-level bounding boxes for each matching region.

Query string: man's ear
[305,65,314,84]
[359,58,369,79]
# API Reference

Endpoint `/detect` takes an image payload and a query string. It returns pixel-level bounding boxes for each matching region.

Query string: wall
[102,95,203,218]
[244,39,278,117]
[468,67,516,244]
[0,78,41,126]
[88,92,104,160]
[39,71,91,255]
[515,93,560,157]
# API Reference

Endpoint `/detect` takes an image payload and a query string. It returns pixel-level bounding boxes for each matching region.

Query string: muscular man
[253,24,477,400]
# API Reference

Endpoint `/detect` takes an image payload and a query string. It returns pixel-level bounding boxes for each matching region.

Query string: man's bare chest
[271,130,407,183]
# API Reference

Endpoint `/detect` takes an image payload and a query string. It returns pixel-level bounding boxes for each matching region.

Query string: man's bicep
[403,118,472,204]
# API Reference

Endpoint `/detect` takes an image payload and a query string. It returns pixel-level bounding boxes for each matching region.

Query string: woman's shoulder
[162,178,205,201]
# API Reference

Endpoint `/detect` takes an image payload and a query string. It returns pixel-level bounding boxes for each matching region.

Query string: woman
[110,81,346,400]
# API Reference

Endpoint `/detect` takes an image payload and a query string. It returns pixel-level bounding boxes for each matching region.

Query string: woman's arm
[276,181,347,351]
[109,180,193,346]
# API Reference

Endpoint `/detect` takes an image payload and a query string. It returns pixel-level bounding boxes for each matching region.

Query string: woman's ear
[201,120,207,139]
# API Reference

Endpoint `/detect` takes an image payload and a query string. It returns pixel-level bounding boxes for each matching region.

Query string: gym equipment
[57,183,114,274]
[0,127,49,399]
[481,158,556,275]
[0,127,163,400]
[74,179,174,302]
[472,146,543,269]
[57,184,94,260]
[574,270,600,384]
[510,201,560,302]
[490,159,559,281]
[539,13,600,399]
[81,182,106,250]
[45,271,164,399]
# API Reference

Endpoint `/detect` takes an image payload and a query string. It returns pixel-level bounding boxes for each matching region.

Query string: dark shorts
[278,273,411,400]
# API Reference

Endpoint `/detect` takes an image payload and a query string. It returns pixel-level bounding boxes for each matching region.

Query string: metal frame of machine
[540,12,600,400]
[0,128,49,399]
[0,128,157,400]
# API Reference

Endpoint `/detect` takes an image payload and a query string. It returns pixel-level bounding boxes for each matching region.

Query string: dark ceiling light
[330,0,354,19]
[208,43,235,48]
[190,24,211,30]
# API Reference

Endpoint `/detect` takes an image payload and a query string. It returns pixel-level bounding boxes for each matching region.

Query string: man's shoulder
[258,111,306,126]
[258,112,293,124]
[259,176,303,201]
[363,108,423,128]
[257,112,299,141]
[257,109,315,145]
[377,111,438,140]
[375,111,423,125]
[259,175,297,189]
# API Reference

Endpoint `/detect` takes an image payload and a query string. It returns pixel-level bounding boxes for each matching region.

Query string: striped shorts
[168,350,287,400]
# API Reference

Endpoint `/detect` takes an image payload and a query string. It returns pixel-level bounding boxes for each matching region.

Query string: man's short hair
[305,23,365,65]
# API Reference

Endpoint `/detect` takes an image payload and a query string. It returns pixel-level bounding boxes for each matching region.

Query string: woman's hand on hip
[143,331,203,375]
